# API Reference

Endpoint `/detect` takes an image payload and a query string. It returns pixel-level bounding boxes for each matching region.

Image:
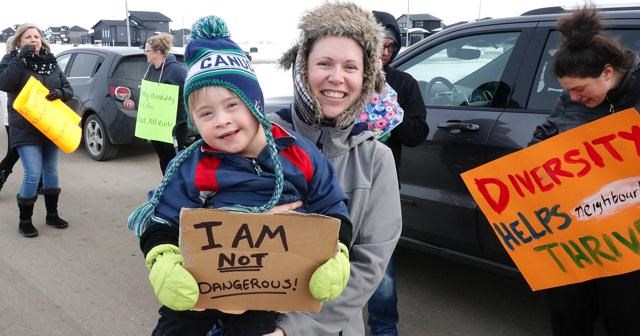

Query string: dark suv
[56,47,183,161]
[266,7,640,272]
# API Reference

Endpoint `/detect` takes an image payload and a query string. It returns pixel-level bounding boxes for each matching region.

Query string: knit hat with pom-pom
[184,16,265,128]
[127,16,283,238]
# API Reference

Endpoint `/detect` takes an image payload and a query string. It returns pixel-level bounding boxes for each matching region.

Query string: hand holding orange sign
[462,108,640,291]
[13,76,81,153]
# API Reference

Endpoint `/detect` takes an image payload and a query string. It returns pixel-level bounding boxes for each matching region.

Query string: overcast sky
[0,0,637,45]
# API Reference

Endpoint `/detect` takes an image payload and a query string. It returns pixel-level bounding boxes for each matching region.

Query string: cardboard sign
[461,108,640,291]
[13,76,81,153]
[134,79,179,143]
[179,208,340,312]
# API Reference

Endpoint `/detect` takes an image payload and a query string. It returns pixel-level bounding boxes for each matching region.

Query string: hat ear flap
[279,44,300,70]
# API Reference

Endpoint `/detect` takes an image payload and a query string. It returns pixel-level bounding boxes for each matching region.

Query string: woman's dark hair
[554,4,635,78]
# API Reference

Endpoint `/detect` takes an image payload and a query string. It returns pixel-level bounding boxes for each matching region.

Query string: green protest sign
[135,79,179,143]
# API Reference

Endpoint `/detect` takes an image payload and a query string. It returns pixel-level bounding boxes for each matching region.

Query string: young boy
[128,16,351,336]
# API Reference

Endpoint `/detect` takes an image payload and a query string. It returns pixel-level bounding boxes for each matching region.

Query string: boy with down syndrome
[128,16,351,336]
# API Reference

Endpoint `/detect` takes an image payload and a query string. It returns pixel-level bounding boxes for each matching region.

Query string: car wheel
[83,114,118,161]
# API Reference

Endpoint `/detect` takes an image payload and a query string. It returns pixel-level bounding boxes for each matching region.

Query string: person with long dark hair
[529,5,640,335]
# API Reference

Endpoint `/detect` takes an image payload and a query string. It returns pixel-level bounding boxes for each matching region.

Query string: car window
[67,53,100,78]
[398,32,520,108]
[528,29,640,111]
[112,55,150,81]
[56,54,72,74]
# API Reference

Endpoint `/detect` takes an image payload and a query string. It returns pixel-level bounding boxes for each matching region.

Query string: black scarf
[24,49,58,75]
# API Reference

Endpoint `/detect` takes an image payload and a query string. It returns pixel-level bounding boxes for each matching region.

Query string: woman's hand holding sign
[265,201,351,302]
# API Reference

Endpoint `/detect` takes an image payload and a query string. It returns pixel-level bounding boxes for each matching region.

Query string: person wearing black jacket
[529,6,640,336]
[0,23,73,238]
[368,10,429,336]
[143,33,188,175]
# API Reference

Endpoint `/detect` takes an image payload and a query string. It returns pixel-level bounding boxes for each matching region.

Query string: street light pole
[125,0,131,47]
[406,0,410,47]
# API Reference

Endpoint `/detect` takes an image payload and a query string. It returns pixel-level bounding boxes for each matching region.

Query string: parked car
[265,6,640,274]
[56,47,184,161]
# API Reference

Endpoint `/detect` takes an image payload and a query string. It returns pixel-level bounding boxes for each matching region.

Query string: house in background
[68,26,90,45]
[92,20,127,46]
[92,11,172,47]
[44,26,70,44]
[397,14,444,46]
[1,26,15,43]
[171,28,191,47]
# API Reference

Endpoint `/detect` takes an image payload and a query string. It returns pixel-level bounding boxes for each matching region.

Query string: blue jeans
[367,254,398,336]
[16,142,59,198]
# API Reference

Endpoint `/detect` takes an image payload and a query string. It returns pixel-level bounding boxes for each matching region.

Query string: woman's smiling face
[307,36,364,121]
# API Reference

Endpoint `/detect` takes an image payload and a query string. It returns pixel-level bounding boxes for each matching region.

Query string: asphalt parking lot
[0,136,552,335]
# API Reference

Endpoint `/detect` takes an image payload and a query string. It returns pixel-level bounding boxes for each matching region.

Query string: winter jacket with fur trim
[270,108,402,336]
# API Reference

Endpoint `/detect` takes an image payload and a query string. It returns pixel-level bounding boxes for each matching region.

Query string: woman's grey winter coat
[270,110,402,336]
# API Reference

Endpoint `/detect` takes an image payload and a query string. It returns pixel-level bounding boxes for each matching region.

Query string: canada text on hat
[185,50,256,85]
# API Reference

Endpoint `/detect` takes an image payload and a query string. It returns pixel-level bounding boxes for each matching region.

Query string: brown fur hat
[279,1,385,128]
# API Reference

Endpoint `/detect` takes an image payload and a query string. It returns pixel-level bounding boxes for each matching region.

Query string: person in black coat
[529,6,640,336]
[367,10,429,336]
[0,23,73,238]
[143,33,188,175]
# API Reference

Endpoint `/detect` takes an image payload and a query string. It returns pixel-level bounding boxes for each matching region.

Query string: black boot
[17,194,38,238]
[0,169,11,192]
[42,188,68,229]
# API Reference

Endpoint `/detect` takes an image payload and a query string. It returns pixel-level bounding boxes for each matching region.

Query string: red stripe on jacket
[272,124,314,183]
[195,156,221,191]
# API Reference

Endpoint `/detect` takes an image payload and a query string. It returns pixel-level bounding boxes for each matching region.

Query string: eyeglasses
[383,43,397,54]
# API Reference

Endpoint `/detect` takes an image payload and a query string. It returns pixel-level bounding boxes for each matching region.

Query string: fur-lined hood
[279,1,385,129]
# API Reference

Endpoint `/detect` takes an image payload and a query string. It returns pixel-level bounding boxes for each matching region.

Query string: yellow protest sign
[179,208,340,312]
[134,80,179,143]
[461,108,640,291]
[13,76,81,153]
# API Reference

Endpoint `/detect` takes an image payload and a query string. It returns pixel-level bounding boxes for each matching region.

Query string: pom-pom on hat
[183,16,266,132]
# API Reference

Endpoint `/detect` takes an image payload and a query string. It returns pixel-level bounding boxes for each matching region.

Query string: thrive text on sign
[461,108,640,290]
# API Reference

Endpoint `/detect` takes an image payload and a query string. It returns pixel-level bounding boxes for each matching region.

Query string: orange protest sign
[179,208,340,312]
[13,76,81,153]
[461,108,640,291]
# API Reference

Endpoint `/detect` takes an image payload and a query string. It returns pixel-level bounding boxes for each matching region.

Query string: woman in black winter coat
[529,6,640,336]
[0,23,73,238]
[143,33,188,175]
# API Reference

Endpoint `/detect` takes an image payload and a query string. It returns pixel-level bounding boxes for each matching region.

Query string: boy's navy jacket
[140,123,351,254]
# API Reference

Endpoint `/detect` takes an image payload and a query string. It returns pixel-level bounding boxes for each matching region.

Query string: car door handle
[438,121,480,132]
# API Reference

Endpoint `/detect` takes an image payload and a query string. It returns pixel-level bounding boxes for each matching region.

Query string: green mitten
[309,242,350,301]
[145,244,199,311]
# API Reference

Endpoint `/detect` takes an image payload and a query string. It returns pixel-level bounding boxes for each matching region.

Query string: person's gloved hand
[18,44,36,59]
[145,244,199,311]
[309,242,350,301]
[45,89,63,101]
